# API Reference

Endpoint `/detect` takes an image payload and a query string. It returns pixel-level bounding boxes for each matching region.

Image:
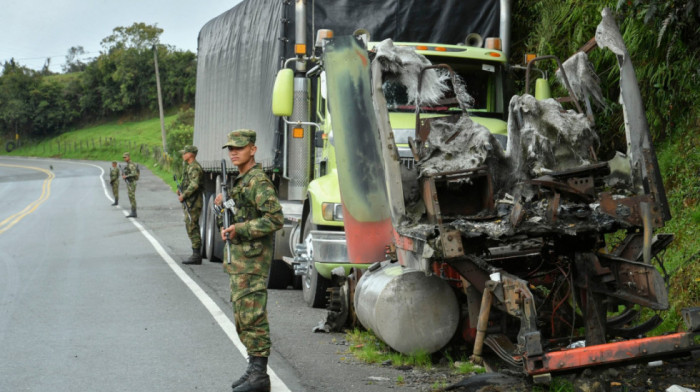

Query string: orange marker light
[485,37,502,50]
[416,45,428,51]
[295,43,307,55]
[525,53,537,64]
[293,127,304,138]
[436,46,447,52]
[487,52,501,58]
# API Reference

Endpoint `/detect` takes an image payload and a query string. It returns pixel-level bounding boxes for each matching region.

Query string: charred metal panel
[324,35,393,264]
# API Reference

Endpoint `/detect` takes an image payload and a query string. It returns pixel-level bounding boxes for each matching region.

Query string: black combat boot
[126,208,137,218]
[182,248,202,265]
[232,356,270,392]
[231,358,254,389]
[111,199,118,206]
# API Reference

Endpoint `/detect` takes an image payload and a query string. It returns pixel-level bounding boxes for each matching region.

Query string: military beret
[222,129,256,148]
[179,145,198,155]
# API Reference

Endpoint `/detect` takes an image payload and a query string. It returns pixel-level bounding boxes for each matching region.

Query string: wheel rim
[205,195,216,260]
[199,193,208,256]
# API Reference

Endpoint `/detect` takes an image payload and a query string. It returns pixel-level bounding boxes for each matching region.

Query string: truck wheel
[204,194,220,262]
[301,211,330,308]
[267,259,291,289]
[199,193,208,257]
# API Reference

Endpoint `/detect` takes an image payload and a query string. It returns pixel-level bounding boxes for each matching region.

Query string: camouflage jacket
[123,161,138,182]
[181,160,204,202]
[109,167,119,184]
[223,164,284,276]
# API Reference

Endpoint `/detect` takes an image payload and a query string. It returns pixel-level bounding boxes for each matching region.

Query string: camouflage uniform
[223,163,283,357]
[123,160,138,209]
[109,164,119,203]
[180,157,204,249]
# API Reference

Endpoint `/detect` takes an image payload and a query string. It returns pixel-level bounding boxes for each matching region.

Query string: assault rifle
[219,159,234,265]
[174,174,192,223]
[119,164,131,186]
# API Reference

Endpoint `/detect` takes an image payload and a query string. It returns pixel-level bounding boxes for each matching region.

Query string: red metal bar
[524,332,699,375]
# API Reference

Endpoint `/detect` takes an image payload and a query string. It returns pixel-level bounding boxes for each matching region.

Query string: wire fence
[5,136,175,172]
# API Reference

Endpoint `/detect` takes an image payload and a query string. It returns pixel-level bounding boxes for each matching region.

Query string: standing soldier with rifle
[122,152,139,218]
[214,129,283,392]
[109,161,119,206]
[178,145,204,265]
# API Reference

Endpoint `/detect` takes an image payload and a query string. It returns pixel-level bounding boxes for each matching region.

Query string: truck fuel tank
[354,263,460,355]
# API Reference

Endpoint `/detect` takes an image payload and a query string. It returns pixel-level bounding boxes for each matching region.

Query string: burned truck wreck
[322,8,699,380]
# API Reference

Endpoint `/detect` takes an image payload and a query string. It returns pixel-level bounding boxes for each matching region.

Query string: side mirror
[534,78,552,100]
[272,68,294,117]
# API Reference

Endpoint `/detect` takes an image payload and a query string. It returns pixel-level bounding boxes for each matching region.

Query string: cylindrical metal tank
[354,263,460,355]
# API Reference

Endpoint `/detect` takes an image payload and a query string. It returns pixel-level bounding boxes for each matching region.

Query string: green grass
[1,115,181,193]
[346,328,433,368]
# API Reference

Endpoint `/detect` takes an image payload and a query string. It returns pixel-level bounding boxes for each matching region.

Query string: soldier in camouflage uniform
[178,145,205,265]
[122,152,138,218]
[215,129,283,392]
[109,161,119,206]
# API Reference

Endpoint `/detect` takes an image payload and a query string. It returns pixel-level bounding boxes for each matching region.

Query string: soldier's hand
[214,193,223,206]
[221,224,236,241]
[178,194,184,203]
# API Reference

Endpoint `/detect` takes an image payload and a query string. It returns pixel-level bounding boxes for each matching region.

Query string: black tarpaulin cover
[193,0,500,170]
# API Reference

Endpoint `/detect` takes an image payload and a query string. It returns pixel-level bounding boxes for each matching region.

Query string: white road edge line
[86,162,291,392]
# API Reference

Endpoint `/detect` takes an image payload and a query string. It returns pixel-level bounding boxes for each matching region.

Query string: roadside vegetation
[513,0,700,336]
[0,109,194,192]
[0,23,195,145]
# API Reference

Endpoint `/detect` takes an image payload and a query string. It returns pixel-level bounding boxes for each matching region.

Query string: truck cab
[273,35,509,308]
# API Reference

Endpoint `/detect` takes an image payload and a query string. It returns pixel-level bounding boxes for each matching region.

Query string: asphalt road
[0,157,423,392]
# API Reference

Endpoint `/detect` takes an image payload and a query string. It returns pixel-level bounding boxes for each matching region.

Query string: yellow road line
[0,163,55,235]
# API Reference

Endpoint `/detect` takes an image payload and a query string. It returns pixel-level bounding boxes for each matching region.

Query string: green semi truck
[194,0,512,307]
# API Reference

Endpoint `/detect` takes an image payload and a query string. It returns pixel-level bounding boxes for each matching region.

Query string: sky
[1,0,242,73]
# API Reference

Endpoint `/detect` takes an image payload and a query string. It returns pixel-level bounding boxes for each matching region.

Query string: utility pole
[153,44,167,154]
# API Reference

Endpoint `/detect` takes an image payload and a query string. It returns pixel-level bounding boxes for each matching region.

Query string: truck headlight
[322,202,344,222]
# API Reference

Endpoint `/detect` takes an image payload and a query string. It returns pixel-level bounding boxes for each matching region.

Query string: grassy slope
[1,116,179,192]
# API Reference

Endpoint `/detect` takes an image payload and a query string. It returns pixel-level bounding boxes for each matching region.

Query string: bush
[166,108,195,177]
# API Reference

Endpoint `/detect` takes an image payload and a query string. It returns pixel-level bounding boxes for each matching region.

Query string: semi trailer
[195,1,699,382]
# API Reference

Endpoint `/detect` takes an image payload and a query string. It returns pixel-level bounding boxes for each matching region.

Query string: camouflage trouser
[183,194,203,249]
[126,181,137,209]
[230,273,271,357]
[111,181,119,201]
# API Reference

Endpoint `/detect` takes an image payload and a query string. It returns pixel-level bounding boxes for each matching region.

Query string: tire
[5,141,15,152]
[205,194,220,262]
[267,231,294,289]
[301,211,331,308]
[267,259,292,289]
[199,193,208,257]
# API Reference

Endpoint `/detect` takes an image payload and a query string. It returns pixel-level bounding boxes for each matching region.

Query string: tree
[0,60,39,138]
[100,22,164,52]
[63,46,88,73]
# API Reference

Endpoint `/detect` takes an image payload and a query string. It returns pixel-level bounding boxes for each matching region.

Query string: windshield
[383,57,503,114]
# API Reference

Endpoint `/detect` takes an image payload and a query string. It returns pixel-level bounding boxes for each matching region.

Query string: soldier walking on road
[122,152,139,218]
[178,145,204,265]
[109,161,119,206]
[215,129,283,392]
